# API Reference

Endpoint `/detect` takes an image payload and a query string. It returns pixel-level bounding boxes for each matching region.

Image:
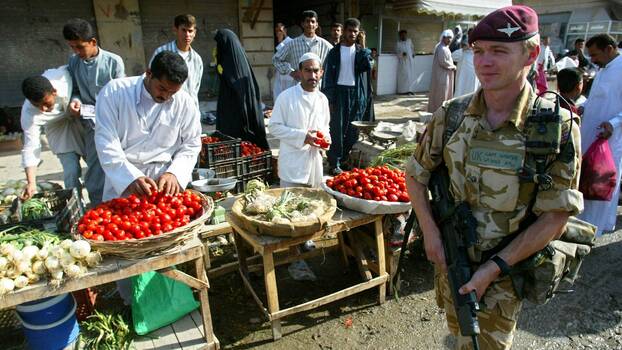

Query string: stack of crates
[197,131,272,193]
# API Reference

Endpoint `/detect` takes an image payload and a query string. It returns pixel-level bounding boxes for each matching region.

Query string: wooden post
[195,247,220,349]
[263,250,282,339]
[374,218,387,304]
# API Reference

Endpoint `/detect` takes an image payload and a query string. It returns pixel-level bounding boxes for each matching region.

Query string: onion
[36,246,49,260]
[32,260,46,275]
[44,256,60,271]
[69,240,91,259]
[60,251,76,268]
[60,239,73,250]
[0,256,8,270]
[13,275,29,289]
[0,277,15,295]
[64,264,83,278]
[16,259,31,274]
[25,271,40,283]
[85,251,102,267]
[22,245,39,261]
[49,269,63,281]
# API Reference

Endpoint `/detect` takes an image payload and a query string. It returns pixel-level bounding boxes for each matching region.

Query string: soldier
[405,6,583,349]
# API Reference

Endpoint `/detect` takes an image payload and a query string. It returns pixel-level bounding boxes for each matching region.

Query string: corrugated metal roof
[391,0,512,17]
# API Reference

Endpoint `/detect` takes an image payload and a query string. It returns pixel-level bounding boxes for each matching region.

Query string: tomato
[92,234,105,241]
[388,194,399,202]
[151,223,162,231]
[121,221,132,231]
[163,223,174,232]
[103,232,115,241]
[95,226,105,235]
[363,192,373,200]
[82,230,94,239]
[161,214,172,223]
[326,180,334,188]
[153,229,163,236]
[134,231,145,239]
[78,224,87,233]
[170,197,182,208]
[186,207,196,217]
[112,215,123,226]
[398,193,410,202]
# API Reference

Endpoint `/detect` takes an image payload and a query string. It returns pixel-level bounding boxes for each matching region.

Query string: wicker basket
[229,187,337,237]
[73,191,214,259]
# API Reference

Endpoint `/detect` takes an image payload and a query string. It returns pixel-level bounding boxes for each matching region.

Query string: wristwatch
[490,255,512,277]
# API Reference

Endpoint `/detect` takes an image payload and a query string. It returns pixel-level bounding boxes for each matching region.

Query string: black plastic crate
[14,188,84,233]
[199,131,241,168]
[212,159,244,179]
[241,151,272,175]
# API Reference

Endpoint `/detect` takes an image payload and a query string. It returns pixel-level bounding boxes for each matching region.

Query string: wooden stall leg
[374,218,387,304]
[233,231,250,278]
[337,231,350,269]
[194,252,220,349]
[263,250,282,340]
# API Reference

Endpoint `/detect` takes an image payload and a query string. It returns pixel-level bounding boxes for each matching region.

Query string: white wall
[377,54,398,95]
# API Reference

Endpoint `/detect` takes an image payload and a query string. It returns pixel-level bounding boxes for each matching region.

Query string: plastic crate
[211,159,244,179]
[16,188,84,233]
[241,151,272,175]
[198,131,241,168]
[72,288,97,321]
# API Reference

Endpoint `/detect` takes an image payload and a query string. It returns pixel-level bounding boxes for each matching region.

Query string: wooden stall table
[227,209,389,340]
[0,238,220,350]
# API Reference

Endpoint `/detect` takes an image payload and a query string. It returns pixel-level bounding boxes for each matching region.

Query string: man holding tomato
[95,51,201,201]
[268,52,331,188]
[405,6,583,349]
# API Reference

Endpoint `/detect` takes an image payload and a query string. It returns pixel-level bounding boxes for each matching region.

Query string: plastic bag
[579,138,617,201]
[131,271,199,335]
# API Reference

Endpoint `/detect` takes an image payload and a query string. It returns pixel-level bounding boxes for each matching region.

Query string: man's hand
[458,260,501,301]
[598,121,613,139]
[304,130,320,147]
[423,225,447,273]
[20,183,37,201]
[290,71,302,81]
[69,100,81,117]
[157,172,181,196]
[126,176,158,196]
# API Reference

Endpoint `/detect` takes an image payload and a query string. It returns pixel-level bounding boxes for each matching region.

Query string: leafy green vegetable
[371,143,418,170]
[81,310,133,350]
[0,225,60,249]
[20,198,52,221]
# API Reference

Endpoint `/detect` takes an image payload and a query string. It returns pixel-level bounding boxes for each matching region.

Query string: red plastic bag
[579,138,617,201]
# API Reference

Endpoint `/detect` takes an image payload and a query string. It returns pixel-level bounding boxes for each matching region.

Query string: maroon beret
[469,5,539,45]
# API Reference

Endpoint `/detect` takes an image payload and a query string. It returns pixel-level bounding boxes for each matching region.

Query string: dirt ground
[207,223,622,350]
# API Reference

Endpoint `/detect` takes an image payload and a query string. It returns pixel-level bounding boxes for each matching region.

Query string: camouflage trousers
[435,268,523,350]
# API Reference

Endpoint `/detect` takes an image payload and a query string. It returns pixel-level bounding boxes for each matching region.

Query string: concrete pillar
[92,0,146,75]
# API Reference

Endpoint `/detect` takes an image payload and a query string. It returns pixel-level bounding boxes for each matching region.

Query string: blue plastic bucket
[16,293,74,326]
[17,300,80,350]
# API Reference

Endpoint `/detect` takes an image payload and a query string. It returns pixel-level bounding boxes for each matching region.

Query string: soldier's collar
[464,84,534,131]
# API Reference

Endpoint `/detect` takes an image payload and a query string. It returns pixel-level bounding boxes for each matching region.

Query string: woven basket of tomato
[321,166,412,214]
[72,189,213,259]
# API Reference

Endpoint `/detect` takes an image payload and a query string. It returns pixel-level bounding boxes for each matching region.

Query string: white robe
[273,36,294,100]
[452,48,480,97]
[396,39,416,93]
[95,75,202,200]
[21,66,85,168]
[578,54,622,235]
[268,84,331,187]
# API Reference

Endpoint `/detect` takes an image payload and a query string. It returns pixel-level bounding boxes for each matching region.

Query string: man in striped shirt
[150,14,203,106]
[272,10,332,92]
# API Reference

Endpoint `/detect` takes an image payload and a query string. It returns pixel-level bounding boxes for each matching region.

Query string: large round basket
[72,190,213,259]
[321,178,411,214]
[229,187,337,237]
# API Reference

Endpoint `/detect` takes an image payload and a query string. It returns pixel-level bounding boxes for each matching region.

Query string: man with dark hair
[329,23,343,46]
[578,33,622,236]
[272,10,333,92]
[150,14,203,106]
[556,68,583,115]
[95,51,201,202]
[20,68,86,200]
[322,18,373,174]
[273,22,293,100]
[567,38,590,69]
[63,18,125,205]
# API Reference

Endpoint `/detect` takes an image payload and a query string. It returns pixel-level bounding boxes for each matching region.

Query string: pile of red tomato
[201,136,221,144]
[78,190,203,241]
[241,141,265,157]
[326,166,410,203]
[314,131,330,149]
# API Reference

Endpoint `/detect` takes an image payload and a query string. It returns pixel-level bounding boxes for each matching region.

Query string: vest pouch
[561,216,597,246]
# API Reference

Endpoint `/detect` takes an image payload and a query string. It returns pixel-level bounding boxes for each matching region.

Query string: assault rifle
[428,165,481,350]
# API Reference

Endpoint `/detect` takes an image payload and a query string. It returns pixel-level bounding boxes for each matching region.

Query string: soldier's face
[473,40,538,91]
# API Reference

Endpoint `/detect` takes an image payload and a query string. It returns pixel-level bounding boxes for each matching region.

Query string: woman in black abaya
[214,29,269,150]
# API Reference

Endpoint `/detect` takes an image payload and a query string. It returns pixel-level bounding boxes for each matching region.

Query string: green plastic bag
[131,271,200,335]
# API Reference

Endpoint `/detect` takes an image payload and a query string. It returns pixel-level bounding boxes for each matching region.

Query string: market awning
[391,0,512,17]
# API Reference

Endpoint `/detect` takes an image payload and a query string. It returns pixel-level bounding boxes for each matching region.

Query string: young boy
[150,14,203,106]
[557,67,583,116]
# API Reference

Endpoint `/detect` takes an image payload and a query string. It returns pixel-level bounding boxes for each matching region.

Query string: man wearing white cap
[428,29,456,112]
[268,52,331,188]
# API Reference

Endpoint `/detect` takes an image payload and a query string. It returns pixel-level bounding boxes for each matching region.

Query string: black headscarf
[214,29,269,150]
